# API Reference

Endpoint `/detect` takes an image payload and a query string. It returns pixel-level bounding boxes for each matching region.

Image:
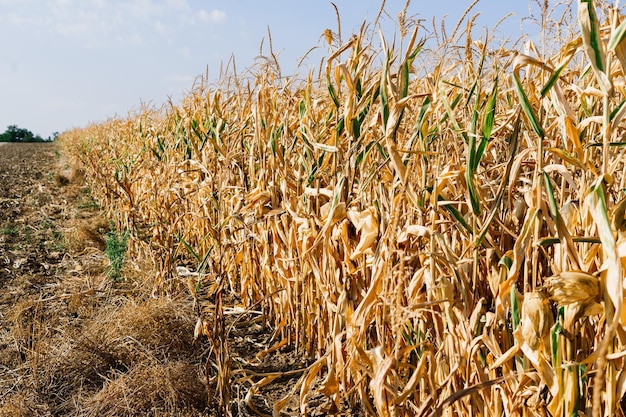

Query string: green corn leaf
[376,142,388,159]
[176,234,200,264]
[400,59,411,100]
[513,73,545,139]
[327,76,340,108]
[542,172,560,221]
[465,50,486,108]
[380,56,390,127]
[578,0,612,94]
[476,115,520,247]
[355,77,363,99]
[439,85,464,136]
[511,286,520,330]
[610,99,626,121]
[355,141,375,167]
[465,168,481,216]
[587,141,626,147]
[417,96,431,130]
[299,99,307,119]
[587,176,623,321]
[149,147,162,161]
[571,364,581,416]
[609,14,626,51]
[579,0,603,71]
[472,77,498,177]
[269,123,283,155]
[466,78,479,110]
[481,77,498,143]
[540,60,568,98]
[550,313,563,367]
[539,236,601,246]
[474,138,488,171]
[439,92,463,126]
[351,117,361,139]
[437,194,473,234]
[499,253,513,270]
[466,87,481,216]
[336,117,345,137]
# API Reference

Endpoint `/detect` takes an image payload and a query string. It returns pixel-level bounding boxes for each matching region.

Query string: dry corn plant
[58,0,626,415]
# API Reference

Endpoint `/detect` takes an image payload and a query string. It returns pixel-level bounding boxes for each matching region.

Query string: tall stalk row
[60,1,626,415]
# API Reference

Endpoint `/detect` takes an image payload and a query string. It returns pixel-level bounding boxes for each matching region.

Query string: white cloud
[1,0,228,52]
[154,21,171,40]
[166,74,195,85]
[125,0,163,20]
[197,9,226,24]
[179,46,191,59]
[50,98,90,110]
[166,0,189,11]
[118,33,144,47]
[56,21,91,37]
[5,12,45,29]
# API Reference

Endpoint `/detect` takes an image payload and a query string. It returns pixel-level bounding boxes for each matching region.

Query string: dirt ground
[0,142,362,416]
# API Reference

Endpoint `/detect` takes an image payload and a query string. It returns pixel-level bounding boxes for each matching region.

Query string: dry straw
[59,0,626,415]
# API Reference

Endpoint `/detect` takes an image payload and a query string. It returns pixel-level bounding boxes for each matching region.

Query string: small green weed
[77,187,99,211]
[105,225,129,282]
[1,226,17,236]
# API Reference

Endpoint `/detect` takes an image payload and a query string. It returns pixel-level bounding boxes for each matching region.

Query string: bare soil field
[0,142,357,416]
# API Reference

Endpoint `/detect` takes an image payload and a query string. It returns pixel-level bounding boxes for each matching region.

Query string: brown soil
[0,143,360,416]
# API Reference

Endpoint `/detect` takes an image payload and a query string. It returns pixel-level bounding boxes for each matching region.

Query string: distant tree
[0,125,45,142]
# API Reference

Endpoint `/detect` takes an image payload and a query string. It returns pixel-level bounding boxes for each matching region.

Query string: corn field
[58,1,626,415]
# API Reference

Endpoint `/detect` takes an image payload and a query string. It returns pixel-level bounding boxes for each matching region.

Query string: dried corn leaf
[348,207,379,259]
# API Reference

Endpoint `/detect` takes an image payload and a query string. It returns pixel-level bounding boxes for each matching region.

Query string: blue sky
[0,1,554,138]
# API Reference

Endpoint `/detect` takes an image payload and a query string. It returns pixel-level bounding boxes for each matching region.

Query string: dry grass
[84,361,207,417]
[55,0,626,415]
[1,293,205,416]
